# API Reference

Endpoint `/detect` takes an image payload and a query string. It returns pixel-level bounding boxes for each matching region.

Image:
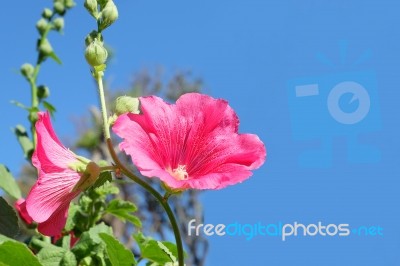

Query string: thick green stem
[95,71,111,139]
[106,139,184,266]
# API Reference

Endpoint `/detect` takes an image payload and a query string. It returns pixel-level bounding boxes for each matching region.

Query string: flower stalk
[94,64,184,265]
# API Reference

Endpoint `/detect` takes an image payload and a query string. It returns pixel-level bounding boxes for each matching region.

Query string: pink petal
[14,199,33,224]
[32,112,76,172]
[26,172,80,222]
[37,204,70,236]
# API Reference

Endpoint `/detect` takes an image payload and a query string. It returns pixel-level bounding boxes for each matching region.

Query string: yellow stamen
[171,165,189,181]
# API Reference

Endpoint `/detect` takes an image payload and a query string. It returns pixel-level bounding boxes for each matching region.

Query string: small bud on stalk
[20,63,35,79]
[98,0,118,31]
[85,38,108,67]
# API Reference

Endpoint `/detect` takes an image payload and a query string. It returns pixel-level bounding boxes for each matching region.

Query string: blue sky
[2,1,400,265]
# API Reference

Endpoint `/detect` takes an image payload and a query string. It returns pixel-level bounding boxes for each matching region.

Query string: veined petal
[37,204,70,236]
[26,171,81,222]
[32,112,77,173]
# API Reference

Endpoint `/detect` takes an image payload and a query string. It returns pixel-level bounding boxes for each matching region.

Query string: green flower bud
[85,38,108,67]
[84,0,98,18]
[97,0,109,9]
[54,2,65,15]
[20,63,34,78]
[38,39,53,56]
[42,8,53,19]
[53,17,64,31]
[36,18,48,35]
[37,85,50,99]
[99,0,118,31]
[115,96,140,115]
[64,0,76,8]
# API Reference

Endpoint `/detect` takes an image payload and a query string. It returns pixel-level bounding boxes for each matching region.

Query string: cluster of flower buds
[84,0,118,68]
[35,0,75,62]
[84,0,118,31]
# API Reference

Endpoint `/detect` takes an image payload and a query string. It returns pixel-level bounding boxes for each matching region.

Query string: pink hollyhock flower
[15,198,33,225]
[113,93,266,190]
[25,112,95,236]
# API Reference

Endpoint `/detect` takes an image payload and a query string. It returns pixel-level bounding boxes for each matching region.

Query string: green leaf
[64,203,80,232]
[49,51,62,65]
[10,100,29,110]
[42,101,57,116]
[133,233,183,265]
[91,171,112,190]
[0,197,19,238]
[13,125,34,160]
[71,222,112,261]
[0,240,41,266]
[99,233,136,266]
[105,199,141,227]
[37,244,77,266]
[0,164,22,199]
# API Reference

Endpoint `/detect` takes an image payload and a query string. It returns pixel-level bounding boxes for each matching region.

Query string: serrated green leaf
[0,240,41,266]
[49,51,62,65]
[13,125,34,160]
[0,197,19,238]
[71,222,112,261]
[99,233,136,266]
[92,181,119,197]
[133,233,183,265]
[0,164,22,199]
[105,199,141,227]
[37,244,77,266]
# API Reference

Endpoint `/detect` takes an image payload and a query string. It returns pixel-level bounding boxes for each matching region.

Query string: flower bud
[36,18,48,35]
[85,38,108,67]
[42,8,53,19]
[37,85,50,99]
[38,39,53,56]
[64,0,76,8]
[53,17,64,31]
[98,0,118,31]
[84,0,98,18]
[54,2,65,15]
[20,63,34,78]
[115,96,140,115]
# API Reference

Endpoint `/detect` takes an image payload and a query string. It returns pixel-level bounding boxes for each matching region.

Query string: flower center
[171,165,189,181]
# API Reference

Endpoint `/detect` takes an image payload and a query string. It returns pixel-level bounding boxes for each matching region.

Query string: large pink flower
[113,93,266,190]
[25,112,82,236]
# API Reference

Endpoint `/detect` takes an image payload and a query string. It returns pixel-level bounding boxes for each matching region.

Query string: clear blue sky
[2,1,400,265]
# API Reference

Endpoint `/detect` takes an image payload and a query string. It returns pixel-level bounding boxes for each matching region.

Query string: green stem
[95,71,111,139]
[106,139,184,266]
[29,25,52,149]
[99,165,116,172]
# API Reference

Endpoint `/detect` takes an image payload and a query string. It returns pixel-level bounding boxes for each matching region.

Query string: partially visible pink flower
[113,93,266,190]
[15,198,33,225]
[25,112,83,236]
